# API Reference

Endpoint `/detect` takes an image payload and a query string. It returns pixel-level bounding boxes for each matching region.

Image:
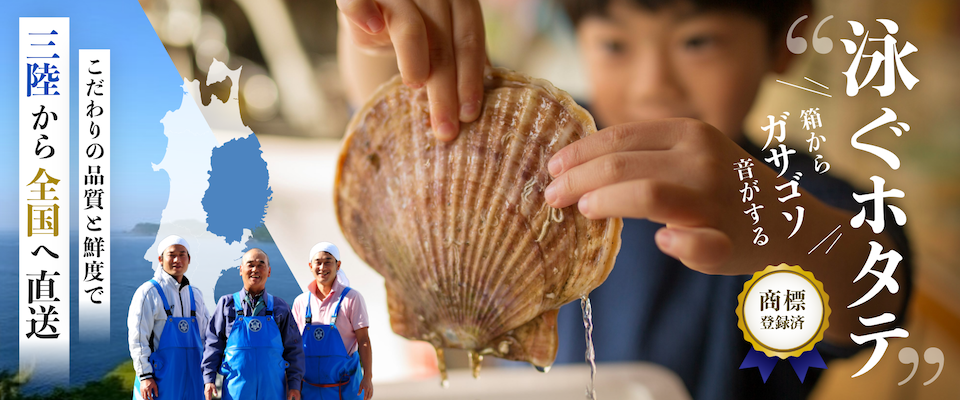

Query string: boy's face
[577,0,779,138]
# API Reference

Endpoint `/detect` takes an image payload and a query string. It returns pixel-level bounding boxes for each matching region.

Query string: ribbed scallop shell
[335,68,622,370]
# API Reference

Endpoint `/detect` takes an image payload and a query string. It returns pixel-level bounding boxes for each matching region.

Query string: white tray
[375,362,691,400]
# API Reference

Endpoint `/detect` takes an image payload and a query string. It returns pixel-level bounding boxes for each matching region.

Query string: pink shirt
[291,279,369,355]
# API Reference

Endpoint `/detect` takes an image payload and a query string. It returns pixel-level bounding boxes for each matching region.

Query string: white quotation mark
[898,347,944,386]
[787,15,835,54]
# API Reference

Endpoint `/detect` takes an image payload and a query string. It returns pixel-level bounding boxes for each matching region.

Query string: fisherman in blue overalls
[128,235,209,400]
[292,242,373,400]
[201,248,305,400]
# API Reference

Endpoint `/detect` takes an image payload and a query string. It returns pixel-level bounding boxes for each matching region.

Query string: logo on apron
[249,319,262,332]
[314,328,325,341]
[178,320,190,333]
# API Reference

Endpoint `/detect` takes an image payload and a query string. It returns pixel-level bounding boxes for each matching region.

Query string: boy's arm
[336,0,487,141]
[544,119,908,345]
[761,184,907,344]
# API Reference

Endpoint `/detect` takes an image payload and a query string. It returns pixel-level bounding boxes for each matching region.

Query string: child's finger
[382,0,430,87]
[450,0,485,123]
[337,0,386,34]
[419,1,460,141]
[575,179,710,226]
[655,226,733,275]
[548,120,685,177]
[545,151,680,208]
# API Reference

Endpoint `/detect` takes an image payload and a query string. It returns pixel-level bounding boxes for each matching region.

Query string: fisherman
[291,242,373,400]
[202,248,304,400]
[127,235,209,400]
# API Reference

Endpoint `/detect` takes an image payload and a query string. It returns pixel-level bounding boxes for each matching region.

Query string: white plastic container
[375,362,691,400]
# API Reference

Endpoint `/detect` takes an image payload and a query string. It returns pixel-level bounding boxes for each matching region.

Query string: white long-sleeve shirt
[127,268,210,380]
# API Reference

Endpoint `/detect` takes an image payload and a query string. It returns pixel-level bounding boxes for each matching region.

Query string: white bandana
[157,235,190,256]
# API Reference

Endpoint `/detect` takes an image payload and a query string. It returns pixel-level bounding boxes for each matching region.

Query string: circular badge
[736,264,830,359]
[178,320,190,333]
[314,328,325,341]
[249,319,262,332]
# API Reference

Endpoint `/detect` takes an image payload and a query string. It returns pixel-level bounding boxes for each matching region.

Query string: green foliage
[104,361,135,393]
[0,361,134,400]
[0,369,29,400]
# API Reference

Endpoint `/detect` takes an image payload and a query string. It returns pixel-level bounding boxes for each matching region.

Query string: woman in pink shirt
[292,242,373,400]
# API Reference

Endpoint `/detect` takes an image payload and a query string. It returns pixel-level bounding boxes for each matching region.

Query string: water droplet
[582,295,597,400]
[534,365,552,373]
[468,350,483,379]
[436,348,449,387]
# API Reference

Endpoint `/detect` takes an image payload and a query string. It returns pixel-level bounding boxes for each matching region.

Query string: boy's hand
[545,119,781,275]
[338,0,487,141]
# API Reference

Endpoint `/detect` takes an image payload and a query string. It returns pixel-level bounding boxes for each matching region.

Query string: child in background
[337,0,912,398]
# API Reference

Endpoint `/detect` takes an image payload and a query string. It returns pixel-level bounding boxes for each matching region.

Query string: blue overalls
[219,292,290,400]
[133,279,204,400]
[301,288,363,400]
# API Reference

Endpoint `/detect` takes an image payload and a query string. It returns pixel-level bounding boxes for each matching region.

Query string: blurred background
[137,0,959,398]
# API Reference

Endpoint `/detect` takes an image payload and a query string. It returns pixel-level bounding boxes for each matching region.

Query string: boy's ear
[772,1,815,74]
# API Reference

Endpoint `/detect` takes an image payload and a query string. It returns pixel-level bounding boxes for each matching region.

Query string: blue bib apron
[132,279,204,400]
[219,292,290,400]
[301,288,363,400]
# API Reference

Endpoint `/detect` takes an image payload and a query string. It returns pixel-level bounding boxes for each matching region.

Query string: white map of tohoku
[145,60,260,312]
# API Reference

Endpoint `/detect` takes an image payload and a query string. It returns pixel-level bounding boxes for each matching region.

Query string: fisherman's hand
[338,0,488,141]
[287,389,301,400]
[140,378,158,400]
[204,382,217,400]
[359,375,374,400]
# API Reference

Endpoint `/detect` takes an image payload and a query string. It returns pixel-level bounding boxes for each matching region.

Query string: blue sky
[0,0,185,232]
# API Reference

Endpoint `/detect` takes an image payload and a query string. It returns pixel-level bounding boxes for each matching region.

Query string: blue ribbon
[788,348,827,382]
[739,347,826,383]
[739,348,779,382]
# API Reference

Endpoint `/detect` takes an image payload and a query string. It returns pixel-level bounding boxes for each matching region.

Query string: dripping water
[468,350,483,379]
[436,348,449,388]
[582,295,597,400]
[534,365,551,373]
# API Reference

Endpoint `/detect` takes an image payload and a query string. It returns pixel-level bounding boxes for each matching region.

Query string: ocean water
[0,230,301,391]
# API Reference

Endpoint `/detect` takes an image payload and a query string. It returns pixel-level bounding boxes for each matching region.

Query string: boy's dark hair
[560,0,809,47]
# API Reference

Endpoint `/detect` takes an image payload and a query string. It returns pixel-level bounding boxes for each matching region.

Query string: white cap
[309,242,340,261]
[157,235,190,256]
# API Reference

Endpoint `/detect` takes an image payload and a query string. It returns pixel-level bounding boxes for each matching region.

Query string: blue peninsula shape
[202,135,273,243]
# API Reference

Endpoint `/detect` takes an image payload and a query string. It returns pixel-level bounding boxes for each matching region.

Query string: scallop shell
[335,68,622,374]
